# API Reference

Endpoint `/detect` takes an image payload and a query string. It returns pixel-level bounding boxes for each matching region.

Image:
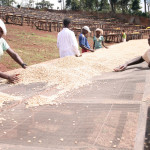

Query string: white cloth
[122,38,126,42]
[142,49,150,63]
[57,28,80,58]
[0,19,7,35]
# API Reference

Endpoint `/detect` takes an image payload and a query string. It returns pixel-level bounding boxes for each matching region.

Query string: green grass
[36,35,57,43]
[2,25,97,71]
[1,25,59,70]
[15,32,56,45]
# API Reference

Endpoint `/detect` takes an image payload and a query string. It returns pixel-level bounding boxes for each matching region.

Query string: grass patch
[15,32,56,45]
[1,25,59,70]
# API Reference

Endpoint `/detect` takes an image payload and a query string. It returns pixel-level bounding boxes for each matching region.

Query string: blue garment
[79,33,90,49]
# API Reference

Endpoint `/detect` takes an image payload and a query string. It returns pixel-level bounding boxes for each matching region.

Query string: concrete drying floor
[0,62,150,150]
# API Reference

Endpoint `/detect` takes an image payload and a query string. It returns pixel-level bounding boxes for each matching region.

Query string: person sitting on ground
[79,26,94,53]
[93,28,108,50]
[0,19,27,83]
[57,18,81,58]
[122,30,126,42]
[114,36,150,72]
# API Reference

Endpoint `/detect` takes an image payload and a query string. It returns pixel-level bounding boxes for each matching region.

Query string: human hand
[76,54,82,57]
[114,64,127,72]
[90,49,94,52]
[7,74,20,83]
[21,63,27,69]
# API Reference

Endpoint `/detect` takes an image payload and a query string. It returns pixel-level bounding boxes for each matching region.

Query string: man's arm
[114,56,144,72]
[80,45,94,52]
[6,48,27,69]
[127,56,144,66]
[102,36,108,49]
[0,72,19,83]
[93,41,95,49]
[102,41,108,49]
[71,32,81,57]
[0,72,10,80]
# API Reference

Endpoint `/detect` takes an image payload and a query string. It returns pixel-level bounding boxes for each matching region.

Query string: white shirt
[57,28,80,58]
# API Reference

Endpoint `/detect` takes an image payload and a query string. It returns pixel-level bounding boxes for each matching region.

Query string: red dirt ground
[1,24,59,71]
[0,23,114,72]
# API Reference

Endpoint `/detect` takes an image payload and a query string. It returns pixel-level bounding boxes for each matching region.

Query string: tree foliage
[99,0,110,11]
[36,0,54,9]
[109,0,118,12]
[118,0,130,13]
[65,0,144,15]
[26,0,34,8]
[0,0,16,6]
[66,0,80,10]
[131,0,141,13]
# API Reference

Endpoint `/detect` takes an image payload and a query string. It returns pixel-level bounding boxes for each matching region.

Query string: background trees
[0,0,148,17]
[66,0,80,10]
[131,0,141,13]
[36,0,54,9]
[99,0,110,11]
[0,0,16,6]
[65,0,145,16]
[27,0,34,8]
[144,0,147,13]
[109,0,118,13]
[117,0,130,14]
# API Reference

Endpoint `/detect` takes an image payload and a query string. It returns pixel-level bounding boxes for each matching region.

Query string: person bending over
[114,36,150,72]
[0,19,27,83]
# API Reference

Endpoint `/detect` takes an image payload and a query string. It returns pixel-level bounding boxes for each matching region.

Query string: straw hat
[96,28,103,34]
[0,19,7,35]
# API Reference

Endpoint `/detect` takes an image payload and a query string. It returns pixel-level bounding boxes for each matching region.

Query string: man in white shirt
[57,18,81,58]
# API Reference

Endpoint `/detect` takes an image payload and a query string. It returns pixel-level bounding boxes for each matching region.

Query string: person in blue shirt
[93,28,108,50]
[79,26,94,53]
